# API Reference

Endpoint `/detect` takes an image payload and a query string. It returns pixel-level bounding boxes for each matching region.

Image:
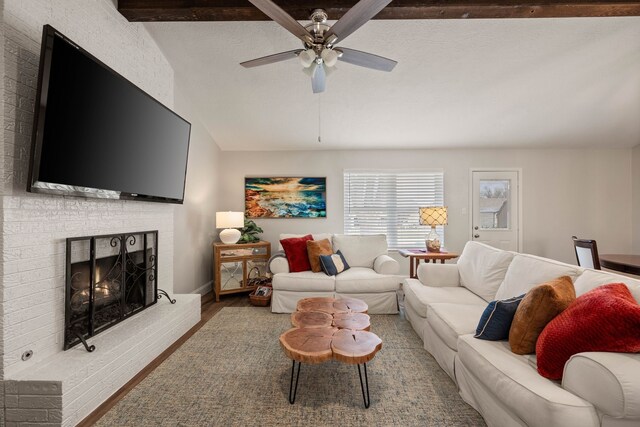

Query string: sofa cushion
[334,267,399,293]
[427,303,487,351]
[457,335,598,427]
[457,241,515,302]
[536,283,640,380]
[495,254,581,300]
[573,269,640,300]
[563,352,640,418]
[278,233,332,251]
[474,294,525,341]
[280,234,313,272]
[319,251,350,276]
[272,271,335,292]
[509,276,576,355]
[403,279,486,318]
[307,239,333,273]
[332,234,388,268]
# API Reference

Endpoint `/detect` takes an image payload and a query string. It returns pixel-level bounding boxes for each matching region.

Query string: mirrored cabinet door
[220,261,243,291]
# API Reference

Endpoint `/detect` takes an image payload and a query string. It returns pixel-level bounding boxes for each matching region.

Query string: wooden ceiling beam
[117,1,640,22]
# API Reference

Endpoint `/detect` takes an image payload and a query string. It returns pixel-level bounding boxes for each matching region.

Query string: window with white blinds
[343,170,445,250]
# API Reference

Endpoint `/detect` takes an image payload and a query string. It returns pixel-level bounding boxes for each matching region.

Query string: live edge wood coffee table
[279,297,382,408]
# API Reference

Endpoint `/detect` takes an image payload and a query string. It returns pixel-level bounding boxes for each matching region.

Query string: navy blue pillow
[319,251,350,276]
[474,294,526,341]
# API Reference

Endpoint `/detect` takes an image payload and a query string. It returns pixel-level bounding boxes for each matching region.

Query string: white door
[471,170,520,251]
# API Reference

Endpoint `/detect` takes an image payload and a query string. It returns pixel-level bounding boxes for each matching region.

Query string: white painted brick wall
[0,1,198,425]
[2,0,176,378]
[2,295,200,426]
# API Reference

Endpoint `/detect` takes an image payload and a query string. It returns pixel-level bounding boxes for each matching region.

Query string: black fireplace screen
[65,231,158,350]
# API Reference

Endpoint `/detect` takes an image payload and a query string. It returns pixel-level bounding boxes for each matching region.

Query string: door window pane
[479,180,510,230]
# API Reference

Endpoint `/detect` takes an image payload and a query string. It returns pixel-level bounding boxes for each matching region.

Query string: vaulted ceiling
[125,2,640,151]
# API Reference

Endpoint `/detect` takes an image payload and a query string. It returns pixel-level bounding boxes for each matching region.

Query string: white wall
[633,144,640,252]
[173,81,221,295]
[218,148,633,269]
[1,0,175,379]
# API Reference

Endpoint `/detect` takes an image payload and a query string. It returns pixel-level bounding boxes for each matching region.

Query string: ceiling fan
[240,0,397,94]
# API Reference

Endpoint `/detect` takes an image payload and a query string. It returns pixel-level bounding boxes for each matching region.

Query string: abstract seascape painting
[245,177,327,218]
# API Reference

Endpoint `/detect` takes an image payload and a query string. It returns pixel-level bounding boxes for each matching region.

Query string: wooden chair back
[572,236,601,270]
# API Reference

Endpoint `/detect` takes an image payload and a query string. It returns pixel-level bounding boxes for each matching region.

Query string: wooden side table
[213,241,271,302]
[599,254,640,276]
[398,249,460,279]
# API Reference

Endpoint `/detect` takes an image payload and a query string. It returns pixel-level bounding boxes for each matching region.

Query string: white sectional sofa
[403,241,640,427]
[269,234,401,314]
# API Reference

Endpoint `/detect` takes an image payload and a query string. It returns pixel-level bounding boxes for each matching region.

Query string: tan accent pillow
[306,239,333,273]
[509,276,576,355]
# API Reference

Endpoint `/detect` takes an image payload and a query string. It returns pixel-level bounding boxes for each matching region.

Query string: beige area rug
[96,307,486,426]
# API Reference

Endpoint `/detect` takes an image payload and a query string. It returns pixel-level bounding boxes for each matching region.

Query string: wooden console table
[213,241,271,302]
[398,249,459,279]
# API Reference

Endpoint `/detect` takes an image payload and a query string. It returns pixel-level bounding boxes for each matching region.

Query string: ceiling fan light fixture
[298,49,316,68]
[303,62,317,77]
[323,63,336,76]
[321,48,339,67]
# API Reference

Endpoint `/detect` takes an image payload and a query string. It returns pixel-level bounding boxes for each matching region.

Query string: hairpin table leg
[289,360,302,404]
[358,363,371,408]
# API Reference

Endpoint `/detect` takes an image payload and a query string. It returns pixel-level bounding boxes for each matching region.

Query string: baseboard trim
[193,281,213,296]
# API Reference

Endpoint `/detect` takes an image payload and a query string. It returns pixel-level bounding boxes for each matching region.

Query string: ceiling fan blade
[247,0,314,44]
[240,49,303,68]
[324,0,392,45]
[337,47,397,72]
[311,62,326,94]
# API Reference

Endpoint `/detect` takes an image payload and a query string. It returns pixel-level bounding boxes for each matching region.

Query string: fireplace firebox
[65,231,159,351]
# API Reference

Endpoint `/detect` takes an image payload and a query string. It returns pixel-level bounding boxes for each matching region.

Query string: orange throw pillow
[509,276,576,355]
[306,239,333,273]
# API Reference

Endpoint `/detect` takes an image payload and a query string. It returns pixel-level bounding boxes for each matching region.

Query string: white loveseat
[269,234,401,314]
[404,241,640,427]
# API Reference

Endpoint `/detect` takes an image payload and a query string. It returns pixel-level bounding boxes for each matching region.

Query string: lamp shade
[216,211,244,229]
[299,49,316,68]
[419,207,448,226]
[321,48,339,67]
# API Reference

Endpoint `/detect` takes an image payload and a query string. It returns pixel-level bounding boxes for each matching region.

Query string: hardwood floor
[78,293,252,426]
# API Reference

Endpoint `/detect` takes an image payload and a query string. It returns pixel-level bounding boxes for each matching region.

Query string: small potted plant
[238,219,263,244]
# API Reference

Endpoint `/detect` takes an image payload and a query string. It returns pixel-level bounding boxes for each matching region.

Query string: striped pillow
[319,251,350,276]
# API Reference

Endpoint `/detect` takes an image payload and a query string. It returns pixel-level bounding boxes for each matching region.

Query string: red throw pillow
[536,283,640,380]
[280,235,314,273]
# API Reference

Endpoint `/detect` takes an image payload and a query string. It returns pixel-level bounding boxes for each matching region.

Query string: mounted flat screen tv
[28,25,191,204]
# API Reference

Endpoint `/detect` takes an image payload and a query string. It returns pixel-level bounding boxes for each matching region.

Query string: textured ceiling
[145,17,640,151]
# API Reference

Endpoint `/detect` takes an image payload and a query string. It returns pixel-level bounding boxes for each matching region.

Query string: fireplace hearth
[65,231,159,351]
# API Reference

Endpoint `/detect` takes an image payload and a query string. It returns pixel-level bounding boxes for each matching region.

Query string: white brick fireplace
[1,1,201,425]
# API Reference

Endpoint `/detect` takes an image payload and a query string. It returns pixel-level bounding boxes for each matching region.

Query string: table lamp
[419,206,448,252]
[216,211,244,244]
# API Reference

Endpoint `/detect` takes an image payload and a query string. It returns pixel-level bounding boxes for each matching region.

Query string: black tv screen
[28,25,191,204]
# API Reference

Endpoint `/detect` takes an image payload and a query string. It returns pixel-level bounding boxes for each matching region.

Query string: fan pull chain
[318,94,322,143]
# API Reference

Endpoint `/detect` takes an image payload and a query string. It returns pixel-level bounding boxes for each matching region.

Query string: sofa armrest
[562,352,640,419]
[373,254,399,275]
[268,252,290,275]
[416,263,461,287]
